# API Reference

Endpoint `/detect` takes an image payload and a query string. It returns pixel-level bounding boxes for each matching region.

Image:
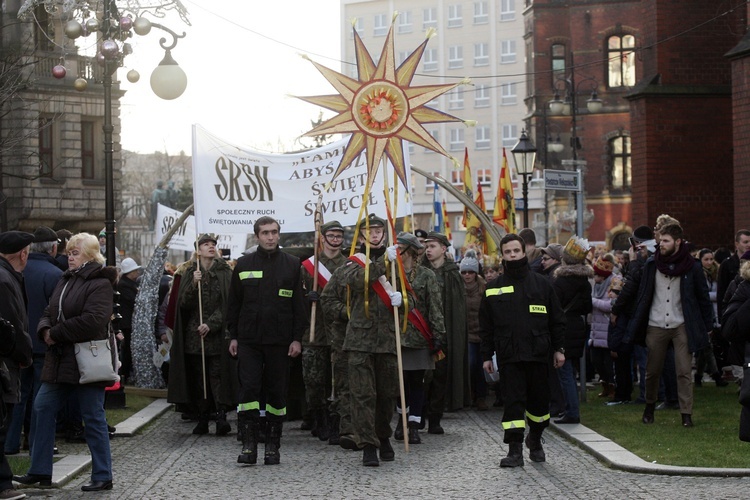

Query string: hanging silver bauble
[64,20,83,39]
[127,69,140,83]
[133,17,152,36]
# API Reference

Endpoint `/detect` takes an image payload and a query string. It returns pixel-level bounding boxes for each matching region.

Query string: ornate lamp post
[511,129,537,229]
[20,0,189,266]
[548,58,600,236]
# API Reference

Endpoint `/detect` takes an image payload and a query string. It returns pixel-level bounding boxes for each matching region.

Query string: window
[398,11,412,34]
[474,2,489,24]
[81,120,100,179]
[374,14,387,36]
[34,6,55,51]
[474,43,489,66]
[551,43,566,85]
[450,169,463,187]
[427,95,439,108]
[448,45,463,69]
[448,4,462,28]
[39,117,54,176]
[423,8,437,30]
[448,89,464,110]
[425,130,439,153]
[427,172,440,192]
[449,128,465,151]
[476,126,490,150]
[475,85,490,107]
[609,135,632,191]
[500,40,516,64]
[608,35,636,88]
[477,168,491,186]
[423,48,438,72]
[502,124,518,148]
[500,0,515,22]
[350,17,364,38]
[408,142,415,155]
[501,83,517,105]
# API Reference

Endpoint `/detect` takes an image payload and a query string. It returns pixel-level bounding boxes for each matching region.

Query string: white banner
[191,125,412,234]
[154,203,248,259]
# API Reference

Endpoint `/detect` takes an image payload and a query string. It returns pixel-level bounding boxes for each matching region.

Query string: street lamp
[511,129,537,229]
[22,0,189,266]
[548,58,600,236]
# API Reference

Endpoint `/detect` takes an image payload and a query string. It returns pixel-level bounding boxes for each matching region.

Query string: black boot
[712,372,729,387]
[316,409,331,442]
[427,414,444,434]
[500,442,524,468]
[642,403,655,424]
[328,413,340,445]
[408,421,421,444]
[237,412,258,465]
[362,444,379,466]
[258,416,267,443]
[525,430,545,462]
[379,437,395,461]
[264,421,282,465]
[394,414,405,441]
[192,413,209,435]
[216,410,231,436]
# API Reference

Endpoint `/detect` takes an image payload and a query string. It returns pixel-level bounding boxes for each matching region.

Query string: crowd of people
[2,213,750,497]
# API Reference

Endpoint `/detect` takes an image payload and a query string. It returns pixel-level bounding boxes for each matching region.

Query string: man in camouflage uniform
[421,231,468,433]
[301,221,347,443]
[338,214,401,466]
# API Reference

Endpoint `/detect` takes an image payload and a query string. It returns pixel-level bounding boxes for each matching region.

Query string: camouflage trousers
[331,345,353,436]
[302,345,332,412]
[348,351,398,448]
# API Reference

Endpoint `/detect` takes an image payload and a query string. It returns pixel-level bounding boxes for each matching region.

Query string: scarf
[503,256,529,280]
[654,242,694,277]
[593,274,613,300]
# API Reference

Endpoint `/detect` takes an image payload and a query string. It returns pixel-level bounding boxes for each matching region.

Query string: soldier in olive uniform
[301,221,347,443]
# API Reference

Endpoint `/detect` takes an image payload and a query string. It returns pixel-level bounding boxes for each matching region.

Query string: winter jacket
[24,252,63,355]
[0,256,33,403]
[37,262,117,386]
[465,276,486,344]
[117,275,138,332]
[227,246,306,346]
[301,250,347,346]
[400,266,445,350]
[552,263,593,359]
[627,257,712,353]
[590,296,613,349]
[479,264,566,364]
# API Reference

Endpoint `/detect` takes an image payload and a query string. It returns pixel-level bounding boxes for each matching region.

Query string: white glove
[386,245,399,261]
[389,291,403,307]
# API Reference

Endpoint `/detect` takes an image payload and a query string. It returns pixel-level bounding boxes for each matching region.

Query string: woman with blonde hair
[14,233,116,491]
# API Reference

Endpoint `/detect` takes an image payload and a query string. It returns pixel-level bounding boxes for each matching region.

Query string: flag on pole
[432,182,443,232]
[461,148,473,228]
[464,180,489,254]
[493,148,516,235]
[442,200,452,242]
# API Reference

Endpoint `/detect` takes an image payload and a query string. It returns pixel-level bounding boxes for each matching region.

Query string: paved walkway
[17,400,749,499]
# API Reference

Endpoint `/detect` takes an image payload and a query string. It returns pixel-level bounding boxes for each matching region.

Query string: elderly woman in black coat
[14,233,116,492]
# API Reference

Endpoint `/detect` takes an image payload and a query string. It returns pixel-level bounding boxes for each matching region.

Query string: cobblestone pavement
[25,407,748,499]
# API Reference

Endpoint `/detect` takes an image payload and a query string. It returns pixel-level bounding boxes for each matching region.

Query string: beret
[0,231,35,254]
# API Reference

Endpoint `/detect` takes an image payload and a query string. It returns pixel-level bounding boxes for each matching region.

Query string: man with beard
[300,221,347,443]
[626,223,713,427]
[479,233,565,467]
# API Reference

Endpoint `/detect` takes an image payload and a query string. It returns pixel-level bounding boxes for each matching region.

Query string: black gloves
[306,290,320,303]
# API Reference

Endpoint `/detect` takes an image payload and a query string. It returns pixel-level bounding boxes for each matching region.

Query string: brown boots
[597,381,615,398]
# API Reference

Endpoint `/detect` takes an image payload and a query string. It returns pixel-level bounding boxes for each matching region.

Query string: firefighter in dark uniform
[479,233,566,467]
[228,216,306,466]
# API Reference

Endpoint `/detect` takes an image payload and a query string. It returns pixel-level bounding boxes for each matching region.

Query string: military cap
[0,231,35,254]
[423,231,450,248]
[320,220,344,234]
[358,214,386,229]
[396,232,424,250]
[33,225,59,243]
[414,229,429,239]
[197,233,218,247]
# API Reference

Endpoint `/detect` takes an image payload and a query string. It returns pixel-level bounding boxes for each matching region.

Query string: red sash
[348,256,436,350]
[302,257,331,288]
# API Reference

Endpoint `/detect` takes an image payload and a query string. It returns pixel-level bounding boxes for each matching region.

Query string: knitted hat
[593,255,615,277]
[562,236,590,265]
[540,243,563,263]
[460,249,479,274]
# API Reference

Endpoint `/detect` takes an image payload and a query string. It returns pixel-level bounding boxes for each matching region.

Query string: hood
[553,262,594,279]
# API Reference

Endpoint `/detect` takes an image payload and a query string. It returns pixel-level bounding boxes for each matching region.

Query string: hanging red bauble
[52,65,66,79]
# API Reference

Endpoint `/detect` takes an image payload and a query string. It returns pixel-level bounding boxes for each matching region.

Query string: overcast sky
[118,0,342,155]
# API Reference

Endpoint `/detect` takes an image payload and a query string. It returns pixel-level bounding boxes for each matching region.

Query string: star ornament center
[355,81,408,136]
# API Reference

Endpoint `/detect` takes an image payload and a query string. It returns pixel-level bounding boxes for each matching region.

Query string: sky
[118,0,342,155]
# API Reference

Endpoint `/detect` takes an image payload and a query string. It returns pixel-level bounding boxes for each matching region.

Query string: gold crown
[563,236,590,263]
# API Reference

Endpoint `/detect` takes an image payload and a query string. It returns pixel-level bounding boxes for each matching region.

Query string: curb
[549,420,750,477]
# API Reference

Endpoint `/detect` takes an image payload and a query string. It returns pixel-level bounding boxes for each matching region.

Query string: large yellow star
[296,15,468,191]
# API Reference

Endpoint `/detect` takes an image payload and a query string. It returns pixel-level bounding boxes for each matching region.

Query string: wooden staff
[194,231,207,399]
[382,159,409,453]
[309,195,324,343]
